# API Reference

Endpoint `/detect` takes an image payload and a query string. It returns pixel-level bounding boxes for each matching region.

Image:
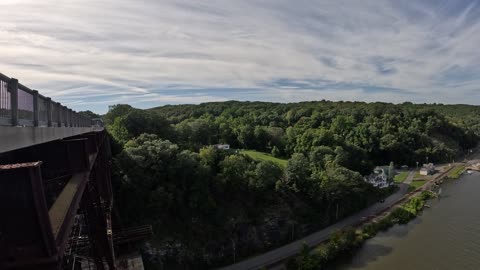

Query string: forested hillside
[149,101,479,167]
[106,101,480,269]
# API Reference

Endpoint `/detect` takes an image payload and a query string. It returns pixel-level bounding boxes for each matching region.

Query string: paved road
[219,183,410,270]
[404,171,415,185]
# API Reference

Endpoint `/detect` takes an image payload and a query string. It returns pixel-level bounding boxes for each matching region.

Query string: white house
[364,167,394,189]
[420,163,435,176]
[213,144,230,150]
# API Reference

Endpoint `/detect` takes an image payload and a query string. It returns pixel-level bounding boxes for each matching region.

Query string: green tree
[199,146,218,167]
[285,153,311,193]
[237,125,255,149]
[115,134,215,230]
[104,104,134,125]
[108,109,173,144]
[78,110,100,119]
[388,161,395,180]
[220,155,252,187]
[251,160,283,190]
[271,146,281,157]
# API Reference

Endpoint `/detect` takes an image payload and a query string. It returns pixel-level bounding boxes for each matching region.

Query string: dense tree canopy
[146,101,479,167]
[104,100,480,269]
[78,110,101,119]
[107,106,173,144]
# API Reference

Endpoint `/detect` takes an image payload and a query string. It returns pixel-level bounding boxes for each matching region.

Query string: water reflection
[339,244,393,269]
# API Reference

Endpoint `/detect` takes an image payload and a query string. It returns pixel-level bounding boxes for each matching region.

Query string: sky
[0,0,480,114]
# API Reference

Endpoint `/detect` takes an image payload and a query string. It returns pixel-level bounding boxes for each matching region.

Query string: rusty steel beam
[2,136,90,182]
[0,162,58,270]
[49,147,99,258]
[0,130,117,270]
[49,171,89,254]
[47,131,117,269]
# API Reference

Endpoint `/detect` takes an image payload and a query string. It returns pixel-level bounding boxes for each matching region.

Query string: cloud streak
[0,0,479,113]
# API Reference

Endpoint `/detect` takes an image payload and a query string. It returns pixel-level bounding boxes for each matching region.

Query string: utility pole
[291,222,295,241]
[231,238,236,263]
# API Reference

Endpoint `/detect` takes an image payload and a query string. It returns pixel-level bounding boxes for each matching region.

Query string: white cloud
[0,0,479,113]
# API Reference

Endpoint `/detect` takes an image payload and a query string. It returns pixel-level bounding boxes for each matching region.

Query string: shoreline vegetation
[288,190,436,270]
[447,165,466,179]
[288,164,466,269]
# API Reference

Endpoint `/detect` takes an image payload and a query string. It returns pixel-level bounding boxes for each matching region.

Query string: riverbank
[447,165,465,179]
[286,164,464,270]
[286,191,436,270]
[335,170,480,270]
[220,164,461,270]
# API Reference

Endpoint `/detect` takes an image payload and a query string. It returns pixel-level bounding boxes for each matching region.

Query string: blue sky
[0,0,479,113]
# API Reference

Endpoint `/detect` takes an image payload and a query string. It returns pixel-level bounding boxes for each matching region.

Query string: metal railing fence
[0,72,92,127]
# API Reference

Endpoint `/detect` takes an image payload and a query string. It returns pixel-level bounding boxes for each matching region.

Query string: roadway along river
[336,171,480,270]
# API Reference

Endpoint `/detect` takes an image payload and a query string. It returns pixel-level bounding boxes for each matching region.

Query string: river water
[337,172,480,270]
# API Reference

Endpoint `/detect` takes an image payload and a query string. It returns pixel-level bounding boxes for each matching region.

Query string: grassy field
[448,165,465,179]
[413,171,428,181]
[408,180,427,192]
[241,150,288,168]
[394,171,409,183]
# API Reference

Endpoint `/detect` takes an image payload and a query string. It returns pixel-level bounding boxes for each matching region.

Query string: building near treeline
[364,165,395,189]
[213,144,230,150]
[420,163,435,175]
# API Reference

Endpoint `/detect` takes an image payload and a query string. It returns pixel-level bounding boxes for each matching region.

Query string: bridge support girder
[0,162,58,270]
[0,130,116,270]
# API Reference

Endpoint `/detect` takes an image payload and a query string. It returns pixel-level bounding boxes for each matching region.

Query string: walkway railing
[0,72,91,127]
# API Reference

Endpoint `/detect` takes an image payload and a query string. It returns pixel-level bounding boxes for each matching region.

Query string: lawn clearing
[408,180,427,192]
[394,171,409,183]
[241,150,288,168]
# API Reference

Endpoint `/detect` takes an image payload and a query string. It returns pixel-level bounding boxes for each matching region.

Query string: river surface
[337,172,480,270]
